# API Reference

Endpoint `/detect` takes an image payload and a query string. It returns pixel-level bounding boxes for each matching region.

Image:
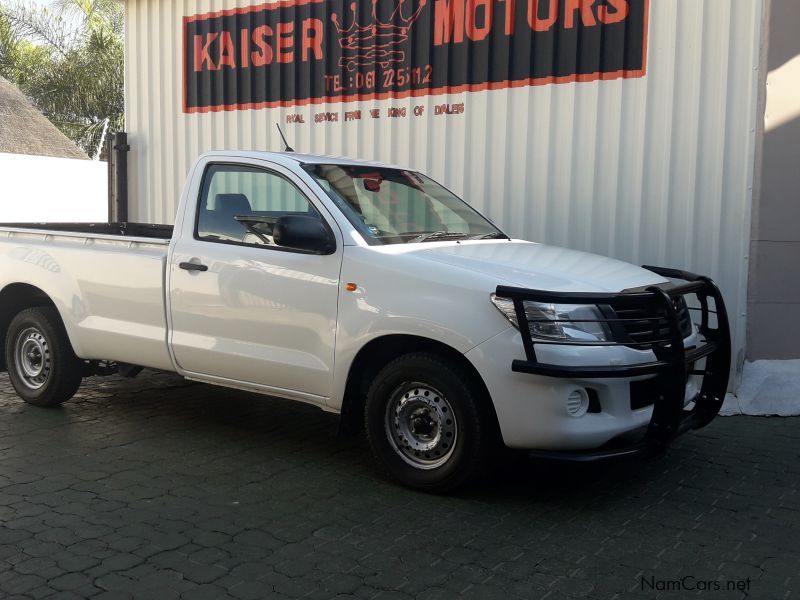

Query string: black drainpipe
[112,132,130,223]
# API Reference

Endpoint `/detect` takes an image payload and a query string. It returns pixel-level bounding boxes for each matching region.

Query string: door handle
[179,261,208,272]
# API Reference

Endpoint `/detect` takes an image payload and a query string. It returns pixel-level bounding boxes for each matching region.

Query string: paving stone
[12,556,58,576]
[177,561,228,585]
[0,573,45,594]
[228,580,271,600]
[48,571,94,592]
[93,592,135,600]
[90,553,145,577]
[180,584,228,600]
[19,540,63,558]
[190,530,231,548]
[0,528,30,545]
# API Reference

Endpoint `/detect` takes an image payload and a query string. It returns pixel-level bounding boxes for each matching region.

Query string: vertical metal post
[113,132,130,223]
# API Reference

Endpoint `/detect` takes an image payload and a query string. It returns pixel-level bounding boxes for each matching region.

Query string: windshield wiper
[469,231,509,240]
[407,231,470,243]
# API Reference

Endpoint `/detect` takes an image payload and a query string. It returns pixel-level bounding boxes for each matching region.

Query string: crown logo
[331,0,427,71]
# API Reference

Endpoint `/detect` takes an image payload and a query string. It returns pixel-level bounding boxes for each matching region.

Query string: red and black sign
[183,0,649,113]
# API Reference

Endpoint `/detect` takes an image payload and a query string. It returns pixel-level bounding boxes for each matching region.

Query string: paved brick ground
[0,370,797,600]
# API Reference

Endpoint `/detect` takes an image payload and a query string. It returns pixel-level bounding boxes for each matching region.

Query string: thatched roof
[0,75,87,159]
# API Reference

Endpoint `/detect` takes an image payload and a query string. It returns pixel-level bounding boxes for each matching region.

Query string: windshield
[303,164,506,245]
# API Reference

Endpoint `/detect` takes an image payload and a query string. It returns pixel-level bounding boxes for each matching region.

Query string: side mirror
[273,215,334,254]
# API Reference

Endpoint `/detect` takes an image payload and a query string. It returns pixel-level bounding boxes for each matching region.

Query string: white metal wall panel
[124,0,764,381]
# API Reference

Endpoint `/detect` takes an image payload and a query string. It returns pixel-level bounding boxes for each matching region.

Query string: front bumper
[484,266,731,460]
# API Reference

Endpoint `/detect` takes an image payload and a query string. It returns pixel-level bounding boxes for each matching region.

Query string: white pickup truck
[0,151,731,492]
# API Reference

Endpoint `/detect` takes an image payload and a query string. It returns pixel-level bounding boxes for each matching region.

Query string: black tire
[364,352,493,493]
[4,307,83,407]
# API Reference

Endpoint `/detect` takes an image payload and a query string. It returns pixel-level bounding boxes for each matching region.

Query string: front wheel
[364,352,492,493]
[5,307,83,407]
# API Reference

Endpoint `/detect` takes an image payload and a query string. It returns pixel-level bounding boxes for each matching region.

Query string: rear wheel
[365,352,492,493]
[5,307,83,407]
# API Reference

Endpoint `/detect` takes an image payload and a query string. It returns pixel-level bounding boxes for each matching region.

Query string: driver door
[168,160,342,401]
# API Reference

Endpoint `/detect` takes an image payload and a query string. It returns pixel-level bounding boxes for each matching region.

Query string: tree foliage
[0,0,123,158]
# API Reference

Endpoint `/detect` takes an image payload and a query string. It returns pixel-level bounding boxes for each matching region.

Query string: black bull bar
[496,266,731,461]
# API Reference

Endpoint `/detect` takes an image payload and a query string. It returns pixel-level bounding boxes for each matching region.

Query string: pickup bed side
[0,226,174,372]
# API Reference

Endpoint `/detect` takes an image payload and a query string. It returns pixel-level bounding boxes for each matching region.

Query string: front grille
[615,296,693,347]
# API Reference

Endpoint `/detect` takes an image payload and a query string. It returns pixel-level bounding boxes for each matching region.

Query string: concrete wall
[747,0,800,359]
[0,153,108,222]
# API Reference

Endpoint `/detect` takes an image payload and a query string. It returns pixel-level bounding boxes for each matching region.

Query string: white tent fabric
[722,360,800,416]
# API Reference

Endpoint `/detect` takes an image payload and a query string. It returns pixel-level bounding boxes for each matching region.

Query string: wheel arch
[338,334,499,438]
[0,283,58,371]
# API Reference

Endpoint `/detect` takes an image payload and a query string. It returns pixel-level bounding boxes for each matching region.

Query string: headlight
[490,295,612,342]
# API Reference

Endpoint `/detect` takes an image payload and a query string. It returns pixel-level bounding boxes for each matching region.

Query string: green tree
[0,0,123,158]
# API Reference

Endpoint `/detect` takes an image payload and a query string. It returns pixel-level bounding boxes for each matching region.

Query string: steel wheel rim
[385,382,458,470]
[15,327,51,390]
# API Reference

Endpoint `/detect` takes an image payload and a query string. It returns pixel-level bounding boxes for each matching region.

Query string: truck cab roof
[199,150,397,169]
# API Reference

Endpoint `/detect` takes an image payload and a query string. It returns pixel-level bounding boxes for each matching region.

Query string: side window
[197,164,319,246]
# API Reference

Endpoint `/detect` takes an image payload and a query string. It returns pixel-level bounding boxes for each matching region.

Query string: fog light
[567,389,590,417]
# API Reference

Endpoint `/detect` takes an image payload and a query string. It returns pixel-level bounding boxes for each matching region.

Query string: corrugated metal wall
[125,0,764,382]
